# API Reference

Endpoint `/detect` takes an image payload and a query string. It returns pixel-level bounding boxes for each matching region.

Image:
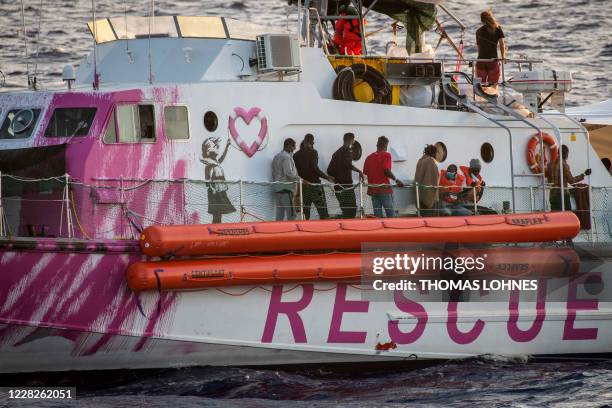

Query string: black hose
[332,63,392,105]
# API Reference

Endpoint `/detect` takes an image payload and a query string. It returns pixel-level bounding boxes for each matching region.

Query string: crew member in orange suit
[333,5,364,55]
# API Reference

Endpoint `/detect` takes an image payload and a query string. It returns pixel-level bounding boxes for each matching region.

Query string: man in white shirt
[272,138,300,221]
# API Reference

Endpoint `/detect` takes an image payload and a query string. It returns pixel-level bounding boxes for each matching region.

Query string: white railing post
[359,180,364,219]
[64,173,74,238]
[182,178,187,225]
[473,186,478,214]
[239,179,244,221]
[415,183,420,216]
[298,179,304,221]
[119,175,125,239]
[529,186,534,213]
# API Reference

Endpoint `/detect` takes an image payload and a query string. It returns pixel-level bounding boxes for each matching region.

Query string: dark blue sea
[0,0,611,406]
[2,357,612,407]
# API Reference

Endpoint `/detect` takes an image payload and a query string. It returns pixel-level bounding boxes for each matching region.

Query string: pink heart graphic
[228,107,268,158]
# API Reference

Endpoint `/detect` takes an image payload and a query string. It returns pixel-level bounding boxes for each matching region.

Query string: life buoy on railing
[526,132,559,174]
[332,63,392,105]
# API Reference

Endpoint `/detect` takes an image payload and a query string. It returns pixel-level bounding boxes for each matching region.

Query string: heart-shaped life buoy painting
[228,107,268,158]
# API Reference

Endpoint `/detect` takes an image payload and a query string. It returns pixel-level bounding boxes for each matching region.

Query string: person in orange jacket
[439,164,472,216]
[460,159,485,206]
[333,5,363,56]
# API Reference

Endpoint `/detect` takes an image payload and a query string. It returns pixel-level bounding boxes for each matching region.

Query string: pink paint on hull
[0,249,177,356]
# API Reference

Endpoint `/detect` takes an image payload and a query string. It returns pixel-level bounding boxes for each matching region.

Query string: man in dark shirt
[475,10,506,89]
[293,133,334,219]
[327,132,364,218]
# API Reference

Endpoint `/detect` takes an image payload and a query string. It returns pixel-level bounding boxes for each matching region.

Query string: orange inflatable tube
[127,247,579,292]
[139,212,580,257]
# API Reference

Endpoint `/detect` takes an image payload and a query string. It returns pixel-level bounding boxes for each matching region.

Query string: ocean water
[3,357,612,407]
[0,1,611,406]
[0,0,610,105]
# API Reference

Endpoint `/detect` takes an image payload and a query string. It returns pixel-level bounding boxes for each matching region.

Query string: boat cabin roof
[87,16,289,44]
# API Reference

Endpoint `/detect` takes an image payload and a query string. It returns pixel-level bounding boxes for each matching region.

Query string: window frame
[163,104,191,142]
[0,106,45,141]
[43,106,98,138]
[102,102,157,145]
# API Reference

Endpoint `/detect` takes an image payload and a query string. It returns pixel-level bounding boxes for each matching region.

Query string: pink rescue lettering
[327,284,369,343]
[389,291,427,344]
[261,284,314,343]
[563,273,600,341]
[507,282,547,342]
[447,301,485,344]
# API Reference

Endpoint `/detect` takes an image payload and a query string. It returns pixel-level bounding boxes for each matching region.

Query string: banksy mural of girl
[201,136,236,223]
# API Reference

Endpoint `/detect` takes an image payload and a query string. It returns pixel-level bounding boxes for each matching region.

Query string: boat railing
[0,173,609,243]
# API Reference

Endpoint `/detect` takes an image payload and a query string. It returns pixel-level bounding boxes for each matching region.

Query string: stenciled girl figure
[201,136,236,223]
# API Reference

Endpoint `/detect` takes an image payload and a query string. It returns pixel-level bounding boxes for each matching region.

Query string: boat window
[225,18,279,41]
[103,104,155,143]
[103,111,117,143]
[203,111,218,132]
[177,16,226,38]
[108,16,177,41]
[481,142,494,163]
[164,106,190,140]
[435,142,447,163]
[44,108,97,138]
[0,108,42,139]
[87,18,117,43]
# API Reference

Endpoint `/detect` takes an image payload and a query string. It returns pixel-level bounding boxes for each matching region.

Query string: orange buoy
[139,212,580,257]
[127,247,579,292]
[526,132,559,174]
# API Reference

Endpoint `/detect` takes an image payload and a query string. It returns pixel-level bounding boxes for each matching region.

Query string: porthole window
[435,142,447,163]
[481,142,494,163]
[203,111,218,132]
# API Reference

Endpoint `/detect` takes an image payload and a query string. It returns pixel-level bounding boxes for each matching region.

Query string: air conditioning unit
[256,34,301,73]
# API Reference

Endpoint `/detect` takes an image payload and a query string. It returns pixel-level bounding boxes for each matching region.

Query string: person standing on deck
[475,10,506,91]
[414,144,440,216]
[272,138,300,221]
[293,133,334,220]
[333,5,363,56]
[328,132,364,218]
[546,145,591,211]
[363,136,404,218]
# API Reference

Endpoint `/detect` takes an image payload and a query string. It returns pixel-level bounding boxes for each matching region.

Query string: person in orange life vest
[363,136,404,218]
[439,164,472,216]
[333,5,364,56]
[460,159,486,205]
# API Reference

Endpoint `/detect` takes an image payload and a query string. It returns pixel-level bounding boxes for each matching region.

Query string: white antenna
[124,0,129,52]
[20,0,31,88]
[147,0,154,84]
[91,0,99,89]
[32,0,44,87]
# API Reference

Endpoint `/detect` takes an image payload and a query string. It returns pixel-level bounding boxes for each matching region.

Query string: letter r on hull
[261,284,314,343]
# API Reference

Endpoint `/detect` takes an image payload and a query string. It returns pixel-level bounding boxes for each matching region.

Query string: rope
[70,190,91,239]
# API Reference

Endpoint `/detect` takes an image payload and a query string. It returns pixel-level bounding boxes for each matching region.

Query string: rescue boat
[140,212,580,257]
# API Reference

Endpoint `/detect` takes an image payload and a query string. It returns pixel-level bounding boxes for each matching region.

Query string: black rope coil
[333,63,392,105]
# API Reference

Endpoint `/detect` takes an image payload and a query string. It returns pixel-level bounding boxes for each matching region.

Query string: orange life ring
[526,132,559,174]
